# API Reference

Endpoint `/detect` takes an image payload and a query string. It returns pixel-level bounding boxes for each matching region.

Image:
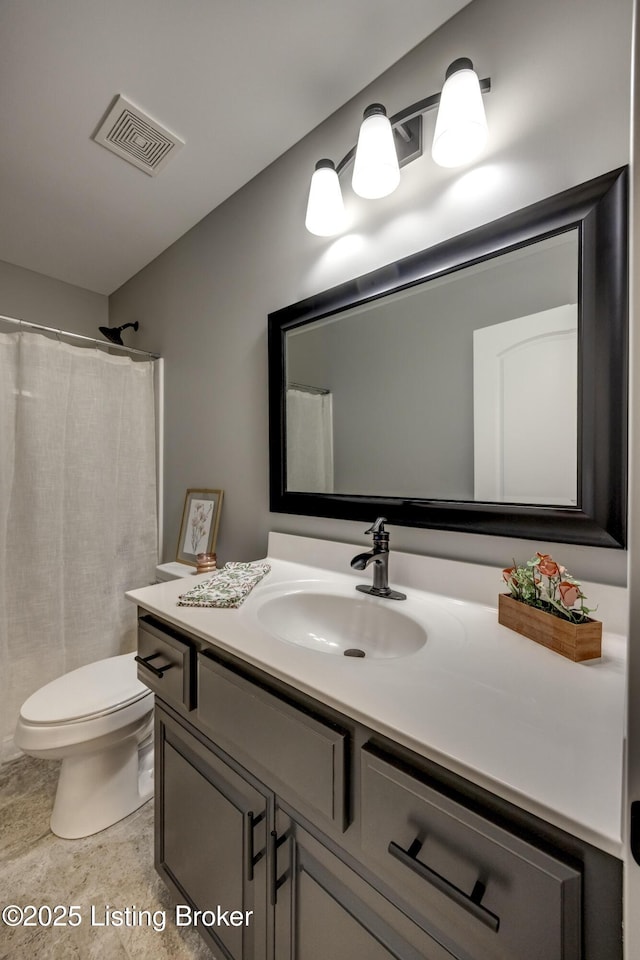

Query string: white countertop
[127,533,627,857]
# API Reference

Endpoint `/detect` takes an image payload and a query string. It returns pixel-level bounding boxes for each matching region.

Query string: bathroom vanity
[128,534,626,960]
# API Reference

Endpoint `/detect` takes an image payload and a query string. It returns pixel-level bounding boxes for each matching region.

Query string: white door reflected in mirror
[473,305,578,505]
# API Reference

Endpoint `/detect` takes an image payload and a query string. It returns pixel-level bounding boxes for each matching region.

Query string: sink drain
[343,648,366,658]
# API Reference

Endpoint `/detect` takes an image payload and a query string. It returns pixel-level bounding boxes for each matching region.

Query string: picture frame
[176,488,224,566]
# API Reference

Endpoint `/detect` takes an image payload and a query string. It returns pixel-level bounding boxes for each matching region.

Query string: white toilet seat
[16,652,153,753]
[20,652,150,724]
[16,691,153,752]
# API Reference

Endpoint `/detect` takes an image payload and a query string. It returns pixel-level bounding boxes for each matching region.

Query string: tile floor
[0,756,214,959]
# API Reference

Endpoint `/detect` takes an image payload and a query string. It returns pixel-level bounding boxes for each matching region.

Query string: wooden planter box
[498,594,602,662]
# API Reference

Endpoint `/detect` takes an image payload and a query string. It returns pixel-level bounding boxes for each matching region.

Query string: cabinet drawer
[136,616,195,710]
[360,747,581,960]
[198,654,347,829]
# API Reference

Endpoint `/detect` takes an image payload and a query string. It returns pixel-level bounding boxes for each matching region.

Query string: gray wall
[0,259,107,336]
[110,0,632,584]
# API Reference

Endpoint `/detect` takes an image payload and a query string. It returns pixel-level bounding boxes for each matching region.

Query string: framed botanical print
[176,488,223,566]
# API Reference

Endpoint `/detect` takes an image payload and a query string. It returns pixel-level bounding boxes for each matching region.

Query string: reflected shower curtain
[0,333,158,762]
[286,388,334,493]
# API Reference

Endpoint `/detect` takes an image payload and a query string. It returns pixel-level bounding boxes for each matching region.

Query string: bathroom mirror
[268,167,628,548]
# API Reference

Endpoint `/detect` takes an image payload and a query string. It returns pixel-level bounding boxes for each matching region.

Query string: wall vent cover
[93,95,184,176]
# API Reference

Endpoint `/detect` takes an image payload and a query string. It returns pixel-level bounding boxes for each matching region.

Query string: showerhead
[99,326,123,344]
[98,321,139,346]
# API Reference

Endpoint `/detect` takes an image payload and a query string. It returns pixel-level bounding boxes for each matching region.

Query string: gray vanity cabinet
[155,706,271,960]
[359,747,581,960]
[137,614,622,960]
[196,653,348,831]
[273,810,455,960]
[137,615,195,709]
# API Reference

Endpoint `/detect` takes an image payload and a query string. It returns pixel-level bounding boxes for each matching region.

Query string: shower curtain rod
[0,314,160,359]
[288,381,330,395]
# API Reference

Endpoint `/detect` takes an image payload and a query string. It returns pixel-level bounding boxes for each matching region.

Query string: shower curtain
[0,333,158,762]
[286,388,334,492]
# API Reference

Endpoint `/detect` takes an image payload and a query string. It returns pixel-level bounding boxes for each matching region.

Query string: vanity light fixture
[305,160,346,236]
[351,104,401,199]
[432,58,488,167]
[305,58,490,236]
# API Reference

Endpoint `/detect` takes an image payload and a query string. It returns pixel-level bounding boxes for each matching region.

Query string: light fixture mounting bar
[393,116,422,167]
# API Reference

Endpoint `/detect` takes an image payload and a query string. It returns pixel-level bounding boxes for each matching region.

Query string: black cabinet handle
[245,810,265,881]
[631,801,640,866]
[388,839,500,933]
[135,653,174,679]
[270,830,288,906]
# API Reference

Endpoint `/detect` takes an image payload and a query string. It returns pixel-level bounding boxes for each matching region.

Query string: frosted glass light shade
[351,104,400,200]
[305,160,346,236]
[432,60,488,168]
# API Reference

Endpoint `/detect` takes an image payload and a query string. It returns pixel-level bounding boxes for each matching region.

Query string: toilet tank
[154,562,197,583]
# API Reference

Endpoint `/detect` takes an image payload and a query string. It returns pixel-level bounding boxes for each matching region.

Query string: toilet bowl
[15,652,154,839]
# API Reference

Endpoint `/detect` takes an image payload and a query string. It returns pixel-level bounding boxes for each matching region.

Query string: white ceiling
[0,0,470,295]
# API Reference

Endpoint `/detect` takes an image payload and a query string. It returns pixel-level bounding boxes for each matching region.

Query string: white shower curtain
[286,388,334,492]
[0,333,158,762]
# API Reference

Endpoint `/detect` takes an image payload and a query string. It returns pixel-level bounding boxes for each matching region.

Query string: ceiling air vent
[93,95,184,176]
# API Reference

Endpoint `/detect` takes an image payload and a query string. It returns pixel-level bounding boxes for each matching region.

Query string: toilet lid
[20,652,151,724]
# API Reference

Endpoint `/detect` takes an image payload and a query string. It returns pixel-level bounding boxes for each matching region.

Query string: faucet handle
[365,517,388,536]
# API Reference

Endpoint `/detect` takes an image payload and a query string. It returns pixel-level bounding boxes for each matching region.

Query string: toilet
[14,565,193,839]
[15,653,154,839]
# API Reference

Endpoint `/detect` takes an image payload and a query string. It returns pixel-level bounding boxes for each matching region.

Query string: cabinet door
[156,707,270,960]
[273,811,454,960]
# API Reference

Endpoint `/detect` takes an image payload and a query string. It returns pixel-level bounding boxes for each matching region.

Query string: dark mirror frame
[268,167,628,549]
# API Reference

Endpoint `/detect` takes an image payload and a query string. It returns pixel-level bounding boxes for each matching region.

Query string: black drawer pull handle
[270,830,288,906]
[388,839,500,933]
[135,653,174,679]
[245,811,266,881]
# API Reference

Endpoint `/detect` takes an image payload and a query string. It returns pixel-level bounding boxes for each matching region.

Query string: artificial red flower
[538,556,560,578]
[558,581,580,607]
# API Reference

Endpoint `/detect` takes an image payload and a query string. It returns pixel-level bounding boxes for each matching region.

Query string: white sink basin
[255,590,427,659]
